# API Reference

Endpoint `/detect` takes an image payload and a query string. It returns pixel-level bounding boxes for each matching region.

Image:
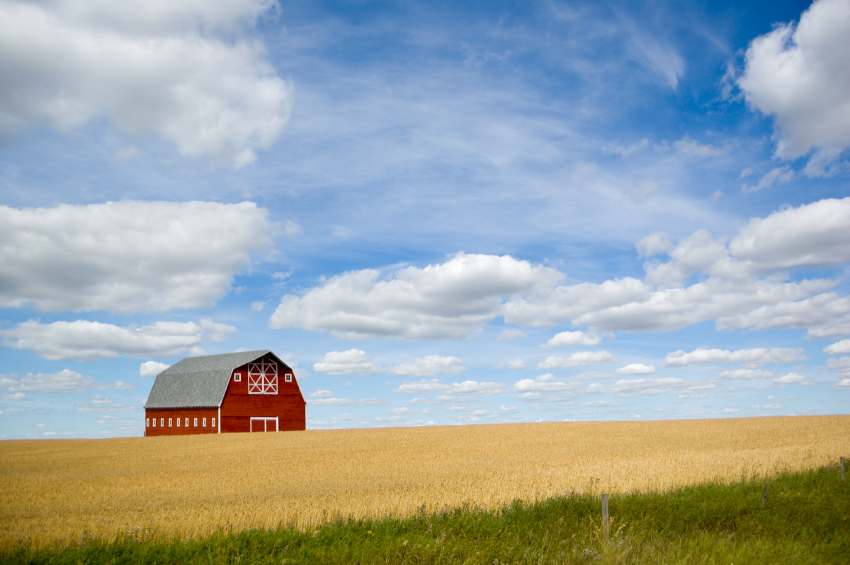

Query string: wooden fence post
[841,457,845,480]
[601,493,609,543]
[761,482,769,508]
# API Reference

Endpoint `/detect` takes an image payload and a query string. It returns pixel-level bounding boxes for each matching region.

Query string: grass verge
[3,463,848,564]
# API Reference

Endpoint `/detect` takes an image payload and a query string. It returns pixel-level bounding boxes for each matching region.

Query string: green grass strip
[3,463,848,564]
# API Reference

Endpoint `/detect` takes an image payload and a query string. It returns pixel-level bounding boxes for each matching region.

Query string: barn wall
[145,408,219,436]
[220,355,306,433]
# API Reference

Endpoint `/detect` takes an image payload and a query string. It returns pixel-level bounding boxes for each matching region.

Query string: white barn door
[250,417,279,432]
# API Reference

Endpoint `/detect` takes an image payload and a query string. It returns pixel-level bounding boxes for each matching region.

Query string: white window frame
[194,417,198,427]
[285,373,292,383]
[212,417,216,428]
[146,418,150,427]
[249,417,279,432]
[234,372,241,382]
[247,360,278,395]
[203,417,206,427]
[185,418,189,427]
[153,418,156,427]
[160,418,164,427]
[177,418,180,427]
[168,418,172,427]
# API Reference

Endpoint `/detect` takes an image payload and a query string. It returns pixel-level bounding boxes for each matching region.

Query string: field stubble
[0,415,847,550]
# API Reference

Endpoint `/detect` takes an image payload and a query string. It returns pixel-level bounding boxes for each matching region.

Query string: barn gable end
[144,350,305,436]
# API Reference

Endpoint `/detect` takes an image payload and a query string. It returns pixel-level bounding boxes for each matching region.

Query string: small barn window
[248,360,278,394]
[285,373,292,382]
[146,418,150,427]
[194,418,198,427]
[185,418,189,427]
[160,418,164,427]
[212,417,216,428]
[203,418,207,427]
[177,418,180,427]
[234,373,241,382]
[153,418,156,427]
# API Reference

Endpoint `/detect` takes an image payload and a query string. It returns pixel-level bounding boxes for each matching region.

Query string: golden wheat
[0,416,847,549]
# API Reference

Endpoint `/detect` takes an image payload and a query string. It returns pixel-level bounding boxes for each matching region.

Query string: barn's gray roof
[145,350,283,409]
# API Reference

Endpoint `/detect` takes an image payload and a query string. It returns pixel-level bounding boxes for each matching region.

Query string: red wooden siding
[144,408,218,436]
[220,355,306,432]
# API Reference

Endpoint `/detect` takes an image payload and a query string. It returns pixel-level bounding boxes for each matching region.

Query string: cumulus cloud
[729,197,850,270]
[0,319,236,361]
[636,232,674,258]
[0,0,292,167]
[385,355,466,376]
[824,339,850,356]
[718,369,775,380]
[737,0,850,162]
[309,396,389,407]
[312,350,380,376]
[496,329,527,341]
[0,369,132,393]
[270,252,563,339]
[75,395,138,413]
[140,361,170,377]
[828,357,850,377]
[493,359,527,369]
[543,330,601,348]
[716,293,850,337]
[673,138,728,159]
[0,201,272,313]
[585,377,688,397]
[615,364,655,375]
[514,373,578,393]
[664,347,804,367]
[773,372,812,386]
[393,379,507,396]
[538,351,615,369]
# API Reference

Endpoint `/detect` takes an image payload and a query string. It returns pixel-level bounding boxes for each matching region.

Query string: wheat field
[1,416,848,549]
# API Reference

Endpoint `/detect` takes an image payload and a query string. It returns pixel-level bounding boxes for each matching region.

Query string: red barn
[144,350,305,436]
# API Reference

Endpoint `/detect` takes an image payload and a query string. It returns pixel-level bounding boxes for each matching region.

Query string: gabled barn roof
[144,350,287,409]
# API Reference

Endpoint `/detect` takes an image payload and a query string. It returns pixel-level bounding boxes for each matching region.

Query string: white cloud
[139,361,170,377]
[824,339,850,356]
[499,405,518,413]
[773,372,812,386]
[828,357,850,376]
[716,293,850,335]
[284,221,303,236]
[664,347,804,367]
[312,349,379,376]
[538,351,615,369]
[393,379,507,395]
[729,197,850,270]
[75,395,138,413]
[493,359,527,369]
[514,374,577,392]
[1,319,236,361]
[615,364,655,375]
[836,378,850,389]
[626,32,684,89]
[308,390,334,399]
[385,355,466,376]
[636,232,674,258]
[0,201,272,313]
[718,369,775,380]
[1,392,27,401]
[0,369,132,394]
[250,301,266,312]
[673,138,728,159]
[586,377,688,397]
[270,252,563,339]
[496,329,527,341]
[543,330,601,348]
[738,0,850,160]
[0,408,24,416]
[0,0,292,167]
[741,167,794,193]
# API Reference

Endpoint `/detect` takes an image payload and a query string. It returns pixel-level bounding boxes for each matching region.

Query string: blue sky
[1,0,849,439]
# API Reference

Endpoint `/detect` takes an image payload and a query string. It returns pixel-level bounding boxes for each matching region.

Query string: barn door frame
[249,417,279,432]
